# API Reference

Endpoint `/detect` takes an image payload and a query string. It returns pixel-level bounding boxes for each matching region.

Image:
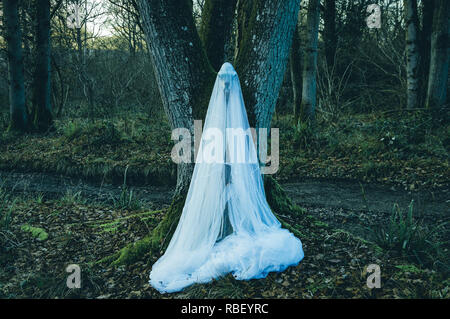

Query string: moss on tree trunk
[264,175,306,238]
[103,192,187,266]
[235,0,300,130]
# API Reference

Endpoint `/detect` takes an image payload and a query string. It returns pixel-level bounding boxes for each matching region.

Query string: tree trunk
[3,0,28,132]
[418,0,435,106]
[139,0,216,124]
[300,0,320,122]
[426,0,450,109]
[234,0,301,131]
[199,0,237,72]
[404,0,420,110]
[323,0,337,69]
[290,18,302,123]
[138,0,215,191]
[32,0,53,132]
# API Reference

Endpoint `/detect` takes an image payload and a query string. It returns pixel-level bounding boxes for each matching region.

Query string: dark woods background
[0,0,159,128]
[1,1,448,130]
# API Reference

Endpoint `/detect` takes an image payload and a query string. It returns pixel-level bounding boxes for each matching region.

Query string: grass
[60,190,85,205]
[111,166,142,210]
[0,188,14,232]
[0,187,17,252]
[372,200,449,272]
[0,113,176,186]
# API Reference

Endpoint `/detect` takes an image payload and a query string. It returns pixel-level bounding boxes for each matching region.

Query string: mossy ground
[105,177,301,267]
[0,113,176,186]
[21,224,49,241]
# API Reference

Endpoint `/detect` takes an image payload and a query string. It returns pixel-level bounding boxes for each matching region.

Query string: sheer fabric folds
[149,63,304,293]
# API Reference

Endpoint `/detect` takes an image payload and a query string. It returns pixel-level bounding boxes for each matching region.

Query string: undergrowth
[372,200,449,273]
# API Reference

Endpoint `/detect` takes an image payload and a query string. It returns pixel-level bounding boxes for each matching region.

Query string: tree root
[99,193,187,266]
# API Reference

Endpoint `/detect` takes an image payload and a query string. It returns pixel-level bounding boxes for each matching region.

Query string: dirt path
[283,179,449,214]
[0,170,173,207]
[283,179,449,239]
[1,170,448,240]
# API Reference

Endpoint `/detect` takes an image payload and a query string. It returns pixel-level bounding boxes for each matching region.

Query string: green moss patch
[395,264,425,274]
[21,224,48,241]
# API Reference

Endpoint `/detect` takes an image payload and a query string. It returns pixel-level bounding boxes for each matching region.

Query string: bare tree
[418,0,435,105]
[323,0,337,69]
[290,13,302,123]
[107,0,144,55]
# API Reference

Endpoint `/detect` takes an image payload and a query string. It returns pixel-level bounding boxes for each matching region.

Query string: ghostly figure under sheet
[149,62,304,293]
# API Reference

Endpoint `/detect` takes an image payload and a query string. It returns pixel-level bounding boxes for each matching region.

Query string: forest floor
[0,110,448,298]
[0,170,448,299]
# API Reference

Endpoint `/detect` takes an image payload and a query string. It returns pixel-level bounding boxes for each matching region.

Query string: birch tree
[404,0,420,110]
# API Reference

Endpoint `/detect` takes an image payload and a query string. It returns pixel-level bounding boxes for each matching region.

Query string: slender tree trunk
[76,21,96,121]
[426,0,450,109]
[418,0,435,106]
[234,0,301,131]
[300,0,320,122]
[199,0,237,72]
[21,1,32,85]
[323,0,337,69]
[3,0,28,132]
[404,0,420,110]
[32,0,53,132]
[290,19,302,123]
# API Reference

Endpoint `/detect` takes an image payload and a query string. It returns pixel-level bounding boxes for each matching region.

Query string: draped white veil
[149,62,304,293]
